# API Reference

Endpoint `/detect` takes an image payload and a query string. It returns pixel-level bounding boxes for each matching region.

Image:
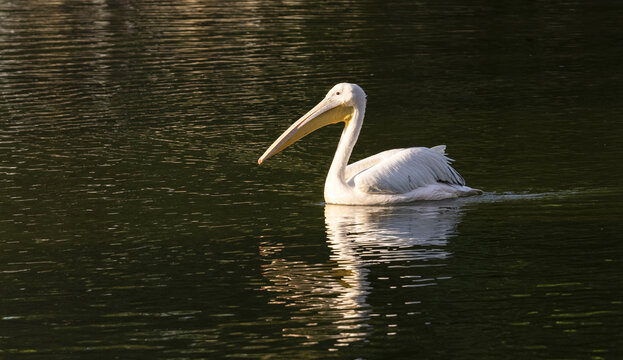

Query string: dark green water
[1,0,622,358]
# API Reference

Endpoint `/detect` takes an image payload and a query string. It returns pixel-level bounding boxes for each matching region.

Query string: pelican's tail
[455,185,483,197]
[430,145,446,154]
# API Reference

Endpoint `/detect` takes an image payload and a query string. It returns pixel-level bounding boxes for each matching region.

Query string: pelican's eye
[335,91,341,96]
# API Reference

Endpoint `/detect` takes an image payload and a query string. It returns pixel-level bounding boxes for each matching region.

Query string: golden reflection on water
[260,202,463,347]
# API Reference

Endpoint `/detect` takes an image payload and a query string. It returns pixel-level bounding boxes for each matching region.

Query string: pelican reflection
[260,201,464,348]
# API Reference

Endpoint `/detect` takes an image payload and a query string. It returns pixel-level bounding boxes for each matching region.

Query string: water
[1,0,622,358]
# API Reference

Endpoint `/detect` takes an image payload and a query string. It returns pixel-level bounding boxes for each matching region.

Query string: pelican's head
[326,83,367,107]
[258,83,366,165]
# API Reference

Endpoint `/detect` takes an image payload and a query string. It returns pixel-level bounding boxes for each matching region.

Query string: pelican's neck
[326,101,365,186]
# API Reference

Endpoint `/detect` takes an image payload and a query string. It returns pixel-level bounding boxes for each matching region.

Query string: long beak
[258,98,353,164]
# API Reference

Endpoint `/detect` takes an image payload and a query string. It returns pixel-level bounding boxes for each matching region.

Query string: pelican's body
[259,83,481,205]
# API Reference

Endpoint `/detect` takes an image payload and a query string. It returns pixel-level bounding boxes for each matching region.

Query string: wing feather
[353,146,465,195]
[345,149,405,181]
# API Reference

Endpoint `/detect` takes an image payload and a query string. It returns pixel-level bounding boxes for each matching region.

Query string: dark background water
[1,0,622,358]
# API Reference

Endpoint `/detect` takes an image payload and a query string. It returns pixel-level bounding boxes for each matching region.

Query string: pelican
[258,83,481,205]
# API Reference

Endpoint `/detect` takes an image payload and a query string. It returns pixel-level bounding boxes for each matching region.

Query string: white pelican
[258,83,481,205]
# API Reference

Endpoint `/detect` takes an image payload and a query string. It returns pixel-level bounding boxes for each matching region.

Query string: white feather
[345,149,404,181]
[352,147,465,195]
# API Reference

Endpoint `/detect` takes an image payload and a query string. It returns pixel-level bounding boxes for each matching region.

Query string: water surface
[1,0,622,358]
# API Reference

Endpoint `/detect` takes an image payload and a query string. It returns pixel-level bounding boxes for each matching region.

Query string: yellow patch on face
[310,104,353,128]
[288,105,354,144]
[327,104,354,125]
